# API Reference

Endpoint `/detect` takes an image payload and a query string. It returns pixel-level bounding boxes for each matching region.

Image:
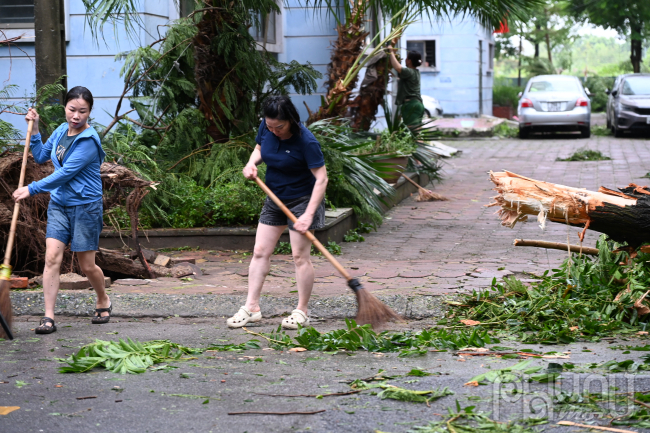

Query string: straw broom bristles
[400,174,448,202]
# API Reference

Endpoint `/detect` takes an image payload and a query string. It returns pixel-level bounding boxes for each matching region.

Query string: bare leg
[244,224,286,313]
[289,229,314,316]
[77,250,110,318]
[42,238,66,326]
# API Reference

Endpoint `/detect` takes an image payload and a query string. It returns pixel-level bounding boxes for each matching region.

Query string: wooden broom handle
[400,173,422,189]
[4,119,34,267]
[253,177,353,281]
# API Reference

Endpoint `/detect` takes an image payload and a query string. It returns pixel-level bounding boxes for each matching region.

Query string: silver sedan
[517,75,591,139]
[606,73,650,137]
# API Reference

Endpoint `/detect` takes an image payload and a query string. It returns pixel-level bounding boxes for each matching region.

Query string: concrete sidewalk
[11,133,650,321]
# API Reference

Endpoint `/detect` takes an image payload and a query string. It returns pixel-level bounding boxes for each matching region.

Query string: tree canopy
[566,0,650,73]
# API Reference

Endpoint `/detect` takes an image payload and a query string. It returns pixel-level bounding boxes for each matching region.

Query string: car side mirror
[611,90,618,97]
[585,87,591,97]
[517,92,522,99]
[605,88,610,95]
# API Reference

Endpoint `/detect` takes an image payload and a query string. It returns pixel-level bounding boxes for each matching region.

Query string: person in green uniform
[388,48,425,127]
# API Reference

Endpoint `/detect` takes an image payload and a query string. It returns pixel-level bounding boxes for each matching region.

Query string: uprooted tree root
[0,151,154,277]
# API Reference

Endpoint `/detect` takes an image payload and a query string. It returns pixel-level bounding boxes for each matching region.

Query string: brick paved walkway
[110,134,650,300]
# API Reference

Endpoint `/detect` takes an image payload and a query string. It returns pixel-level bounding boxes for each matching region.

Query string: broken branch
[513,239,599,256]
[556,421,636,433]
[228,410,326,416]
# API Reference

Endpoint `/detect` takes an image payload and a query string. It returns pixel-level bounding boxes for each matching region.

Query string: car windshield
[528,79,579,93]
[621,77,650,95]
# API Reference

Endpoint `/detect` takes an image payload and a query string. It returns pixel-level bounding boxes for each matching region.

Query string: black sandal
[35,317,57,334]
[92,303,112,324]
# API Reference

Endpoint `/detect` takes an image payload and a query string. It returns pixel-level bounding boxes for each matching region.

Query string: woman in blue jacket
[13,87,111,334]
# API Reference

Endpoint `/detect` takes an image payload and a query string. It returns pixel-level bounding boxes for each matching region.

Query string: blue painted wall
[1,2,493,136]
[1,0,175,134]
[403,15,494,117]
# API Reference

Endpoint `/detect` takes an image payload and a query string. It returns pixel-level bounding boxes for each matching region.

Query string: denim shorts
[259,195,325,231]
[46,199,104,252]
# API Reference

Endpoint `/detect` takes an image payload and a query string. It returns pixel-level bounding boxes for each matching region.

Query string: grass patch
[556,148,611,161]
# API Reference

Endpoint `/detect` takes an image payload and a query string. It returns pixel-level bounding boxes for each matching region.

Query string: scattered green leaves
[248,319,498,356]
[451,235,650,343]
[58,338,200,374]
[556,148,611,161]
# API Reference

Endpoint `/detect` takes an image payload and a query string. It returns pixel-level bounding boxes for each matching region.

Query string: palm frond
[301,0,542,30]
[309,118,396,223]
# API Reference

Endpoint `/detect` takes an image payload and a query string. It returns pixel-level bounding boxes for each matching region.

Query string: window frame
[251,4,283,54]
[0,0,70,43]
[403,36,440,72]
[486,41,494,73]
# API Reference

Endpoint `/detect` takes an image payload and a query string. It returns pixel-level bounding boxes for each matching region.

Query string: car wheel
[614,119,624,137]
[423,109,431,119]
[580,125,591,138]
[518,127,529,139]
[606,114,611,130]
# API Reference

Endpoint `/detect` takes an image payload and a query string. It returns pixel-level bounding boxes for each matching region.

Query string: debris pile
[0,151,157,278]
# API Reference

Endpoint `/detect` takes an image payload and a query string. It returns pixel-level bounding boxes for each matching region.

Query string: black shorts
[259,194,325,231]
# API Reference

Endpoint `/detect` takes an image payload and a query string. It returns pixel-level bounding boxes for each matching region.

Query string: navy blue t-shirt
[256,120,325,200]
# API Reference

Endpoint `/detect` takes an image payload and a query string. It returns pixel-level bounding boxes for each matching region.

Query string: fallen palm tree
[0,151,159,278]
[488,170,650,247]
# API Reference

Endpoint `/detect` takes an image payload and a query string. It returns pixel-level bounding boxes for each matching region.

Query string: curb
[10,291,451,321]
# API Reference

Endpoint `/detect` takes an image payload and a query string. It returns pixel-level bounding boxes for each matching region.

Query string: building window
[487,42,494,71]
[250,12,277,45]
[249,7,283,53]
[0,0,35,28]
[179,0,196,17]
[406,39,438,71]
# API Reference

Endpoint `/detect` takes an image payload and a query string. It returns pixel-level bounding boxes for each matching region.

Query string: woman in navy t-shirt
[227,96,328,330]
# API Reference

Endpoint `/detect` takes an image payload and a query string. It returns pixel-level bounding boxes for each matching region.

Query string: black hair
[407,50,422,68]
[64,86,94,111]
[262,95,301,136]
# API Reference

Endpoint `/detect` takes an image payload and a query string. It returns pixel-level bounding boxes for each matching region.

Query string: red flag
[494,19,509,34]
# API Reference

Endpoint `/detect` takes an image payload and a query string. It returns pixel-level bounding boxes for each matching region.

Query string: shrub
[584,76,615,113]
[165,177,266,228]
[493,84,523,109]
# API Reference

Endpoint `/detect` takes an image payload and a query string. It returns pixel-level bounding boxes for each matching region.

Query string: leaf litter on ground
[58,337,260,374]
[446,235,650,344]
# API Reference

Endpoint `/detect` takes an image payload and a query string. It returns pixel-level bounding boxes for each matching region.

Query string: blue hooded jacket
[27,123,106,207]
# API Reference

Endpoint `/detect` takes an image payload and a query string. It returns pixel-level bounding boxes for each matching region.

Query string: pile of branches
[0,151,155,276]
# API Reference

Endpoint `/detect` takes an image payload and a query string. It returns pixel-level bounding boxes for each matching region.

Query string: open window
[405,38,439,71]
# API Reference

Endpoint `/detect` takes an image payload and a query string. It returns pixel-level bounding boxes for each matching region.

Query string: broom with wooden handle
[400,173,448,202]
[0,119,34,340]
[253,177,400,328]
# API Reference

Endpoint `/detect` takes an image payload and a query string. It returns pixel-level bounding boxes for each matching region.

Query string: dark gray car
[606,73,650,137]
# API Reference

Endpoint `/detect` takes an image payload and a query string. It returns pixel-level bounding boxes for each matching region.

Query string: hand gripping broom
[0,119,34,340]
[253,177,400,328]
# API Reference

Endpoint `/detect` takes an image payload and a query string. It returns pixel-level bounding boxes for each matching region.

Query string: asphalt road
[2,317,650,433]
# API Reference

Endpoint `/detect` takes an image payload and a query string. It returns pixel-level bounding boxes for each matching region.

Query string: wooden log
[96,248,170,279]
[513,239,599,256]
[488,171,650,247]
